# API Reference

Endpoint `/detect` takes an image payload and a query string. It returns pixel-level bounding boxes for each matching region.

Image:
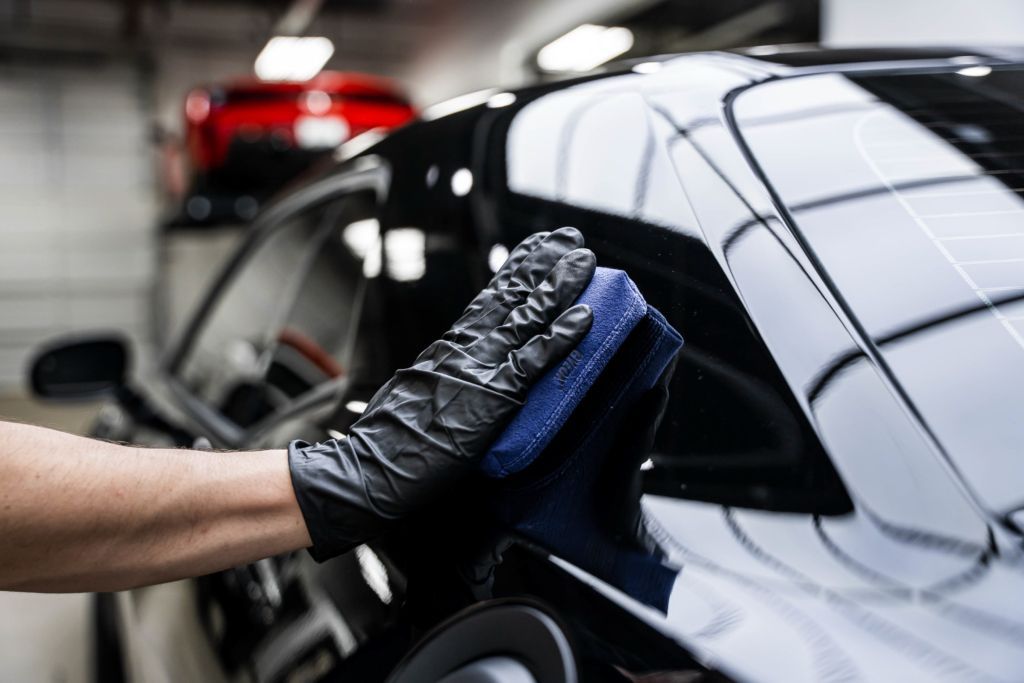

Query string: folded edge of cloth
[491,303,684,612]
[481,267,647,478]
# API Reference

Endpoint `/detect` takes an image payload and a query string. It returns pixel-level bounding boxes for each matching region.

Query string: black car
[31,47,1024,682]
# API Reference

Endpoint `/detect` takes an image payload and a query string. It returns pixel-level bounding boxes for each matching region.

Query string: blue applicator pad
[482,267,648,478]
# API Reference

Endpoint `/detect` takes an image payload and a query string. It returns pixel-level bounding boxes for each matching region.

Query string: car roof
[731,43,1024,68]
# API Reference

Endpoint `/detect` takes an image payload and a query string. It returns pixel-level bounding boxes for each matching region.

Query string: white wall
[824,0,1024,46]
[0,63,157,390]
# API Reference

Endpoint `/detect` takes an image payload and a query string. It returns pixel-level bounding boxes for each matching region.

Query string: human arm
[0,228,596,590]
[0,420,310,592]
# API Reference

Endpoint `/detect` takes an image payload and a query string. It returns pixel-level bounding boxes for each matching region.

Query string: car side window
[176,189,383,427]
[495,193,849,515]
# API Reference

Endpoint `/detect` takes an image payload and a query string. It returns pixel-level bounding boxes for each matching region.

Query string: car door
[116,161,397,683]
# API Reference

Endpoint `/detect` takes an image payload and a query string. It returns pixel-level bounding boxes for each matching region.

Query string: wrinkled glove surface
[289,228,596,560]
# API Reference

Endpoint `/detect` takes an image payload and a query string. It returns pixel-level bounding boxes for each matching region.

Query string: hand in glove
[289,228,596,560]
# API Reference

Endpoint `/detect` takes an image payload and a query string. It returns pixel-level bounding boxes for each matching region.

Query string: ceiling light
[956,65,992,77]
[255,36,334,81]
[537,24,634,73]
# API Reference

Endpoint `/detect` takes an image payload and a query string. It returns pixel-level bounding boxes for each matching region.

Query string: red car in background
[180,71,415,224]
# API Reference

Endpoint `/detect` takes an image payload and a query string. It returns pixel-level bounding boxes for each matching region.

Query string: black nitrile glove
[289,228,596,560]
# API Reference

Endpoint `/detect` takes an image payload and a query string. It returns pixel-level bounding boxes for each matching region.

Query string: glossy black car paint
[80,48,1024,682]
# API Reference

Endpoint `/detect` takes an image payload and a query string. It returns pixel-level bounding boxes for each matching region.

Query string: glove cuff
[288,438,377,562]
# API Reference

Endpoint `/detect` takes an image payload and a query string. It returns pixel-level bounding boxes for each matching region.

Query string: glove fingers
[443,231,551,345]
[492,231,549,290]
[496,303,593,394]
[472,248,595,362]
[445,228,581,346]
[504,227,584,298]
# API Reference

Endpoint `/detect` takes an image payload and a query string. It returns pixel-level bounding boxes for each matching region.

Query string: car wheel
[387,603,576,683]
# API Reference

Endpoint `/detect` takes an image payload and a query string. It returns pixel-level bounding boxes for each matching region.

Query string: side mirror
[29,335,130,401]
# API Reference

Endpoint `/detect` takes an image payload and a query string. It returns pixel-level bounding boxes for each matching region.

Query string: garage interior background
[0,0,1021,680]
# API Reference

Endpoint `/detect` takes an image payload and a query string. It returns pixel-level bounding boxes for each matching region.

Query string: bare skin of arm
[0,420,311,593]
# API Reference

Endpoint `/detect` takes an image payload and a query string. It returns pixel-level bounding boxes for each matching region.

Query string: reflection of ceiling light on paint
[302,90,332,115]
[294,115,350,148]
[422,89,496,120]
[487,92,517,108]
[640,458,654,471]
[537,24,634,73]
[956,65,992,77]
[342,218,380,259]
[425,164,439,188]
[363,238,383,278]
[488,244,509,273]
[952,124,992,144]
[384,228,427,282]
[745,45,782,56]
[345,400,368,414]
[450,168,473,196]
[632,61,662,74]
[255,36,334,81]
[335,128,387,162]
[355,545,393,604]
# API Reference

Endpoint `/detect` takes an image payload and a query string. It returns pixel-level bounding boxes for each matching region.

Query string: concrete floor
[0,226,242,683]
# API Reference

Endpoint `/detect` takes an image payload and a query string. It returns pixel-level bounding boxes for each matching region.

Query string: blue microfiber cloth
[482,267,648,478]
[490,304,684,612]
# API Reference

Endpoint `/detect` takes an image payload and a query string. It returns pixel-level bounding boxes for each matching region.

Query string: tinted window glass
[735,68,1024,514]
[495,194,848,514]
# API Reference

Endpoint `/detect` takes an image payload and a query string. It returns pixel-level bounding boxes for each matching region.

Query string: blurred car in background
[29,47,1024,682]
[180,71,415,225]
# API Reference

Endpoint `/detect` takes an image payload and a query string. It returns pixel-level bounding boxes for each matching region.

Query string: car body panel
[474,52,1023,682]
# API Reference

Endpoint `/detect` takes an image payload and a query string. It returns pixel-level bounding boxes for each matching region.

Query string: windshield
[734,66,1024,516]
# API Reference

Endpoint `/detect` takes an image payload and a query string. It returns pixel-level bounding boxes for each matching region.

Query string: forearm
[0,421,310,592]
